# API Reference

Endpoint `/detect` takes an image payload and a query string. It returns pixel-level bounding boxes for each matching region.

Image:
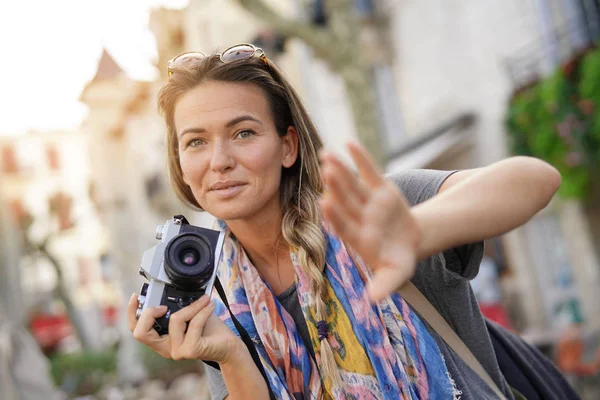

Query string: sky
[0,0,188,136]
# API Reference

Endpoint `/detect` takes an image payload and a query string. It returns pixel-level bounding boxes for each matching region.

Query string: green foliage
[138,343,204,383]
[49,343,204,396]
[49,348,118,396]
[506,48,600,199]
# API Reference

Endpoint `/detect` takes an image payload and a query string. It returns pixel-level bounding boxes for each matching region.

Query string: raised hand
[319,142,421,302]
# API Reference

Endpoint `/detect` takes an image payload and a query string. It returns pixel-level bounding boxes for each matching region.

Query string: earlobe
[282,126,299,168]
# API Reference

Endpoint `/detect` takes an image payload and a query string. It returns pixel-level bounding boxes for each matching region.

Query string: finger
[320,151,368,204]
[321,164,363,223]
[320,197,360,246]
[169,295,211,351]
[127,293,139,332]
[133,306,168,344]
[183,301,216,345]
[347,141,384,189]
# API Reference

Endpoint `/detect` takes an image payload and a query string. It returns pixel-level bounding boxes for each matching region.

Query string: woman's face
[174,81,298,222]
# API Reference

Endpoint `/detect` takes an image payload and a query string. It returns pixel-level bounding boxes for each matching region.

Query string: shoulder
[384,169,458,206]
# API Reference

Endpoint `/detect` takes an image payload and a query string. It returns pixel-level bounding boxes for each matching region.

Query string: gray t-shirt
[205,169,514,400]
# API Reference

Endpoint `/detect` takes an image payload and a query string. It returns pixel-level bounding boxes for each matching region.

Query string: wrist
[402,210,424,258]
[412,205,443,261]
[219,338,250,367]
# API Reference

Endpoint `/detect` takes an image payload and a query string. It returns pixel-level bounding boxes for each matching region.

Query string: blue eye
[187,138,205,147]
[237,129,255,139]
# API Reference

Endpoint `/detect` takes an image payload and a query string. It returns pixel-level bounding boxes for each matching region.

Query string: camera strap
[204,277,276,400]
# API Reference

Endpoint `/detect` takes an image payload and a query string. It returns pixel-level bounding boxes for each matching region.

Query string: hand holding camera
[127,292,242,363]
[127,215,242,363]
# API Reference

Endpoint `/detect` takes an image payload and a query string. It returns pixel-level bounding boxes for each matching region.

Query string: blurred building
[500,0,600,336]
[382,0,600,341]
[0,131,115,350]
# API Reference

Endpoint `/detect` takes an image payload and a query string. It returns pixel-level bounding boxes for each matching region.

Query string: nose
[209,140,235,172]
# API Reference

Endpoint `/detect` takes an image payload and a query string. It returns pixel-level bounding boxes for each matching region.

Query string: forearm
[412,156,561,259]
[220,343,270,400]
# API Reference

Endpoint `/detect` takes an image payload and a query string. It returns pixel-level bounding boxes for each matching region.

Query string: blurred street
[2,0,600,399]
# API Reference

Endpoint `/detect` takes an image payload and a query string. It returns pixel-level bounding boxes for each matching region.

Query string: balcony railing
[386,112,476,163]
[504,14,597,90]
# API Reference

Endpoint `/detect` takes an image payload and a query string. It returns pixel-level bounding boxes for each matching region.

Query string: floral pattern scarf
[211,219,455,399]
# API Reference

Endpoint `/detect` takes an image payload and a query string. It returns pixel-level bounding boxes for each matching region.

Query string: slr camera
[136,215,225,335]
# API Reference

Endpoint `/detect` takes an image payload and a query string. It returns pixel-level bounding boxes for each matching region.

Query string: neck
[225,198,289,272]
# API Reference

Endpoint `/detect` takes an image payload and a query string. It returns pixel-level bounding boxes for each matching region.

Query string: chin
[205,201,258,221]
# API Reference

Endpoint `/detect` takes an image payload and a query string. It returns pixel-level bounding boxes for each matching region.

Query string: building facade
[0,130,115,350]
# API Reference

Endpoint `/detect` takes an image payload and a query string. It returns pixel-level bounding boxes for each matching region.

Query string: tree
[0,191,62,400]
[17,192,93,350]
[236,0,385,166]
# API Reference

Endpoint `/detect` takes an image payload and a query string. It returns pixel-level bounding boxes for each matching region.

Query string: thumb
[134,305,168,339]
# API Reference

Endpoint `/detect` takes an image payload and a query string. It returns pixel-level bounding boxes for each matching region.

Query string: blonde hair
[157,53,341,385]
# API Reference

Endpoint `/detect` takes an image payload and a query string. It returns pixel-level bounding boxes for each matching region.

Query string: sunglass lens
[221,45,255,62]
[171,52,206,69]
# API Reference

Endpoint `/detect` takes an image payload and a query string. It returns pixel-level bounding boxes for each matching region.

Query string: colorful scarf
[211,219,455,399]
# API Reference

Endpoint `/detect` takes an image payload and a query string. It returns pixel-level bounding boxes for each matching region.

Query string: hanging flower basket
[506,48,600,199]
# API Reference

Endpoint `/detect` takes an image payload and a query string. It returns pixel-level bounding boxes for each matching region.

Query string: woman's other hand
[127,293,243,364]
[319,141,421,302]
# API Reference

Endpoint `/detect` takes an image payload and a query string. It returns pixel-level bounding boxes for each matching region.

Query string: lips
[210,181,246,191]
[209,181,247,199]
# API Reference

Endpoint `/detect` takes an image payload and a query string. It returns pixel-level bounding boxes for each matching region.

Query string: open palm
[319,142,421,302]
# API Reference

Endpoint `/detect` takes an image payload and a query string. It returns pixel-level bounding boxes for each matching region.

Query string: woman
[127,44,561,399]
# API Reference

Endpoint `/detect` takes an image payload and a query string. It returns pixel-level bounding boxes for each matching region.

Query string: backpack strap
[399,281,507,400]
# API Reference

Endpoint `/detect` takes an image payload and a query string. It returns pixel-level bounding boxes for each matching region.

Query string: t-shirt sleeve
[204,363,229,400]
[385,169,483,281]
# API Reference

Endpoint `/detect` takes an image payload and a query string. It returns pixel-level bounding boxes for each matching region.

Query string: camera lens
[180,248,199,266]
[164,233,213,290]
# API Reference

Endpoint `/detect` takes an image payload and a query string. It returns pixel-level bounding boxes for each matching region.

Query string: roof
[91,49,124,82]
[79,49,128,102]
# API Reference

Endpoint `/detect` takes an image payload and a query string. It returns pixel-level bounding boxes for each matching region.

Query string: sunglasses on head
[167,43,267,78]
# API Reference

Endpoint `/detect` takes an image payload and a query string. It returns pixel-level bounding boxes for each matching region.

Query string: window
[356,0,377,18]
[1,145,18,174]
[575,0,600,42]
[372,64,406,153]
[46,144,60,171]
[9,198,31,229]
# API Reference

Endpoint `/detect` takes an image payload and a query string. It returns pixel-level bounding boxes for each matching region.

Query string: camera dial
[136,294,146,320]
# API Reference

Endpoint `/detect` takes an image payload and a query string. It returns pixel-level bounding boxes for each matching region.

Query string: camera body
[136,215,225,335]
